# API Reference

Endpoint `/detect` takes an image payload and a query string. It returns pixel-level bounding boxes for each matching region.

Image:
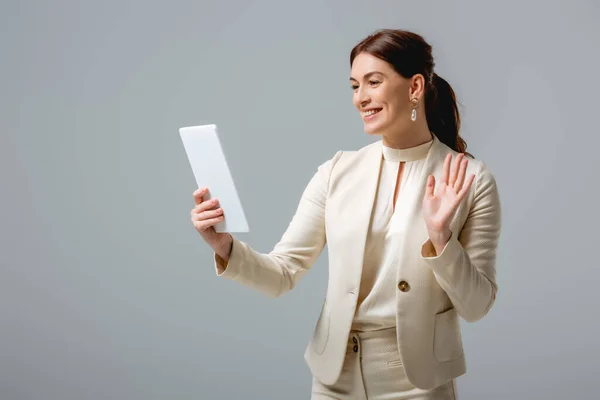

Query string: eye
[369,80,381,86]
[351,84,359,90]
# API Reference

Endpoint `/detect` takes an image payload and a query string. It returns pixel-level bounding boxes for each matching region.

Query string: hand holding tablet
[190,187,234,261]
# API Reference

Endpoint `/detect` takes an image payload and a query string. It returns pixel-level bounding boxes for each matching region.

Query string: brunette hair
[350,29,472,157]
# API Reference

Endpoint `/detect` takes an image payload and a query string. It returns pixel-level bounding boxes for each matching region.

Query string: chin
[363,122,386,136]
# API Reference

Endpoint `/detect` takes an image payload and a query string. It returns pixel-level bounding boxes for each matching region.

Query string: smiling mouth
[362,108,382,117]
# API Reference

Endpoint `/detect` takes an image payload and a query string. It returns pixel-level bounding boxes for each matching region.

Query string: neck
[381,123,433,149]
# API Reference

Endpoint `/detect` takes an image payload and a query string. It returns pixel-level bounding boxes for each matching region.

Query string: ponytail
[425,73,472,158]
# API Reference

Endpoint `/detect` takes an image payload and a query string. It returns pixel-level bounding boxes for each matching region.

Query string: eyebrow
[349,71,384,82]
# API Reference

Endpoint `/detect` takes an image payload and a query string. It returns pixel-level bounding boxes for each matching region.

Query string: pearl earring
[411,98,418,122]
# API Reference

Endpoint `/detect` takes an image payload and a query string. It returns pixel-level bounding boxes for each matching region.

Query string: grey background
[2,0,599,399]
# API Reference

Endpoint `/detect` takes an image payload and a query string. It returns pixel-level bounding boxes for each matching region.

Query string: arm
[420,164,501,322]
[213,151,343,298]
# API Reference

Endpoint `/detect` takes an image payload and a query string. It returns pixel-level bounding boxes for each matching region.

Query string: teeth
[363,109,381,117]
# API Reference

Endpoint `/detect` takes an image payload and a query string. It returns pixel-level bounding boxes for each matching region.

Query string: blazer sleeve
[420,162,502,322]
[213,151,344,298]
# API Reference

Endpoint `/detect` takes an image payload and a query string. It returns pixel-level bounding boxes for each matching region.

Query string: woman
[190,29,501,400]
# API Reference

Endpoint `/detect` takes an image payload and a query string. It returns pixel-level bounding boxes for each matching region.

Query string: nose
[356,87,370,108]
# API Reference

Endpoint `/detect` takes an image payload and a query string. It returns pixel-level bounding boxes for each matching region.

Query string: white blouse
[351,138,433,331]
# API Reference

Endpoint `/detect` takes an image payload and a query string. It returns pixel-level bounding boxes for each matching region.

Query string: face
[350,52,418,136]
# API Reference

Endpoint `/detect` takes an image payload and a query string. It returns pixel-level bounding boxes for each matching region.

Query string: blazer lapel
[339,141,384,292]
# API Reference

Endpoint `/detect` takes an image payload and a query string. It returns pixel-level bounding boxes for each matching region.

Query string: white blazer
[214,133,502,390]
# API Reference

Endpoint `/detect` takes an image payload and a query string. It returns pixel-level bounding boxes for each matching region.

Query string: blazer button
[397,280,410,292]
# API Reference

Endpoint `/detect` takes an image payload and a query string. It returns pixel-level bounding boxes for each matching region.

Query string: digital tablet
[179,124,249,233]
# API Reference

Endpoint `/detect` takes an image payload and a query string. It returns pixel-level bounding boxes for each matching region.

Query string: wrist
[214,234,233,262]
[428,228,452,249]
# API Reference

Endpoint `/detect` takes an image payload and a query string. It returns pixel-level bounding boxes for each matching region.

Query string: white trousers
[311,327,458,400]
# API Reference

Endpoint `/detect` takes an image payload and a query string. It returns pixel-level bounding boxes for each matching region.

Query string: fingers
[193,215,225,232]
[191,206,224,232]
[192,187,220,213]
[193,197,221,213]
[430,153,472,199]
[445,153,470,194]
[457,173,476,201]
[191,187,225,232]
[193,187,208,205]
[453,156,468,192]
[192,207,223,220]
[448,153,463,186]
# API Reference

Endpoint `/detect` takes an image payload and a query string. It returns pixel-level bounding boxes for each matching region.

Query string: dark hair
[350,29,472,157]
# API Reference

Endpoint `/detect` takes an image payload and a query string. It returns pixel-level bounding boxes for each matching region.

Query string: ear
[408,73,426,101]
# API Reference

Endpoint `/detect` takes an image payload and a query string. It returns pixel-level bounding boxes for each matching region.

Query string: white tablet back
[179,124,249,233]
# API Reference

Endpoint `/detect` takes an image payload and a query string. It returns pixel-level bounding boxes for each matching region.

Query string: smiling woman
[192,28,501,400]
